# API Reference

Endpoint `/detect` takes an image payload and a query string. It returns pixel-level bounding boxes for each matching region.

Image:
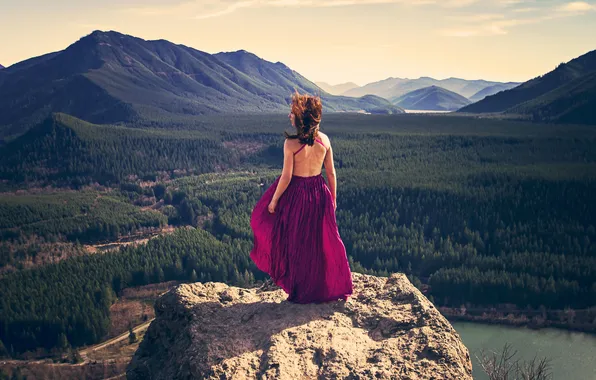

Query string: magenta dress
[250,138,354,304]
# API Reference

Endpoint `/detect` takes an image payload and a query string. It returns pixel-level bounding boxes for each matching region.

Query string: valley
[1,113,595,367]
[1,28,596,379]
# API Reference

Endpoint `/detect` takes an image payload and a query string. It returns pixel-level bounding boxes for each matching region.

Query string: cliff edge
[127,273,472,379]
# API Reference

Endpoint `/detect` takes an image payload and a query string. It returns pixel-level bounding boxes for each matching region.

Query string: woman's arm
[323,143,337,211]
[268,140,294,213]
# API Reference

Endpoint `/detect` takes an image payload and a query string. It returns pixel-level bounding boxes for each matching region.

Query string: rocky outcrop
[127,273,472,379]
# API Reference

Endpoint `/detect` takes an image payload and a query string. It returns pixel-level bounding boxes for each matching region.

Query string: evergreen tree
[128,324,138,344]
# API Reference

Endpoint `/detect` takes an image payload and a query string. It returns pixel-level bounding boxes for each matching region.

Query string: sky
[0,0,595,85]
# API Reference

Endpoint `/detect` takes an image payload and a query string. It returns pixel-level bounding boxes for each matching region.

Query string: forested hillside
[0,113,244,186]
[460,49,596,124]
[508,71,596,124]
[1,114,595,357]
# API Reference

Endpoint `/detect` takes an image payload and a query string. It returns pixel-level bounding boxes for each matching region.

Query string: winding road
[0,319,155,368]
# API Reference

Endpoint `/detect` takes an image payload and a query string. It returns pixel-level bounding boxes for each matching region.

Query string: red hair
[284,90,322,145]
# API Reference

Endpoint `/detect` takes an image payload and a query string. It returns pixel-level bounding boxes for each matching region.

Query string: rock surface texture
[127,273,473,379]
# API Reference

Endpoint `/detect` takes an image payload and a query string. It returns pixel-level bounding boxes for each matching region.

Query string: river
[453,322,596,379]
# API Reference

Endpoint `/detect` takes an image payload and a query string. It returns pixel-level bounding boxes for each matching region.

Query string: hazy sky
[1,0,595,85]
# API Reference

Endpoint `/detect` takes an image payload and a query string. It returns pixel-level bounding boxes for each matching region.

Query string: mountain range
[2,29,593,132]
[459,49,596,124]
[0,31,401,139]
[315,81,360,95]
[0,64,4,70]
[392,86,472,111]
[342,77,520,101]
[468,83,520,103]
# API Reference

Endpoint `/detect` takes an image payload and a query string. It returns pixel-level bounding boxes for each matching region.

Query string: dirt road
[0,319,154,368]
[79,319,154,361]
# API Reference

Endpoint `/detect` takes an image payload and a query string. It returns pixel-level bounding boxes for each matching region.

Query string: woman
[249,91,354,304]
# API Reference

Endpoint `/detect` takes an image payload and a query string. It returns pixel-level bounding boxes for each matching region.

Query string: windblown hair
[284,90,322,146]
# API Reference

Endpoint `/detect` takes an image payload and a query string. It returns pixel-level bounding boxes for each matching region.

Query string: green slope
[508,71,596,125]
[460,49,596,114]
[0,113,240,185]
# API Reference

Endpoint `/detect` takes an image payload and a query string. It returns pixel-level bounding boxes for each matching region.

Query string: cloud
[441,1,595,37]
[450,13,505,22]
[267,0,427,7]
[442,0,478,7]
[512,7,538,13]
[195,1,256,19]
[556,1,595,12]
[441,17,537,37]
[72,23,118,30]
[122,0,595,36]
[497,0,529,5]
[123,0,479,19]
[267,0,477,7]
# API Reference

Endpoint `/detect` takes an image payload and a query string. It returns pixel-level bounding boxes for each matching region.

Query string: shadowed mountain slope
[0,31,400,139]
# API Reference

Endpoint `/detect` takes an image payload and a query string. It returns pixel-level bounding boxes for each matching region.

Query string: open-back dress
[250,137,354,303]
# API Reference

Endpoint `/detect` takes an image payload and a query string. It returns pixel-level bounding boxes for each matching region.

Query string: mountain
[433,78,502,99]
[343,77,518,100]
[508,71,596,124]
[0,31,401,138]
[342,77,414,98]
[460,49,596,114]
[0,64,4,69]
[315,81,360,95]
[212,50,401,115]
[391,86,472,111]
[127,273,473,379]
[469,82,521,102]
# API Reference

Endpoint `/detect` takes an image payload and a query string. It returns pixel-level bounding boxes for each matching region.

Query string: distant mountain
[212,51,401,114]
[0,64,4,69]
[343,77,518,100]
[391,86,472,111]
[469,83,521,102]
[460,50,596,114]
[0,31,401,138]
[434,78,502,99]
[315,81,360,95]
[342,77,413,98]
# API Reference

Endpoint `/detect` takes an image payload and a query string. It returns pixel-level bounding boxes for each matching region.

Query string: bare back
[289,132,332,177]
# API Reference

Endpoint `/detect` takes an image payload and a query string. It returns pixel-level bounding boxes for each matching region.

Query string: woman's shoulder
[318,132,331,145]
[284,137,302,150]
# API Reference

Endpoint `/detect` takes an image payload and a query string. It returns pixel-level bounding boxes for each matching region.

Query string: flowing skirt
[250,173,354,304]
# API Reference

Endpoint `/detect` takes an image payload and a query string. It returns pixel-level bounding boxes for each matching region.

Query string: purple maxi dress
[250,137,354,304]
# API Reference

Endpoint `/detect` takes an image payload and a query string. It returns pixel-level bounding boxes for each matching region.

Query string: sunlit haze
[1,0,595,84]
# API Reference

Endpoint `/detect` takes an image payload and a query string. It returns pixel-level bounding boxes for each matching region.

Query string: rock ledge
[127,273,472,379]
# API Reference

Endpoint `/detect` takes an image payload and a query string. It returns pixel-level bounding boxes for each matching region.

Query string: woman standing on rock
[249,91,354,304]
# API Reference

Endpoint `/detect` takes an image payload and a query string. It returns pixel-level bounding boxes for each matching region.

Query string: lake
[453,322,596,379]
[404,109,452,114]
